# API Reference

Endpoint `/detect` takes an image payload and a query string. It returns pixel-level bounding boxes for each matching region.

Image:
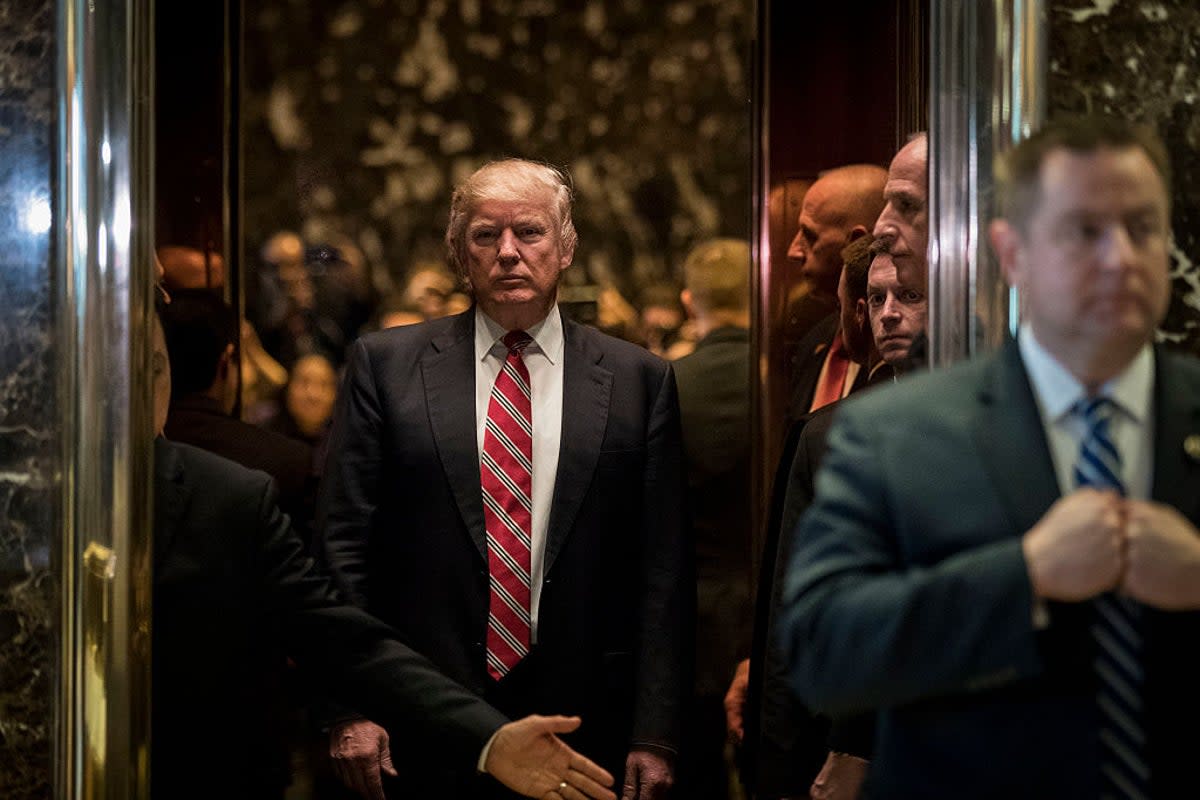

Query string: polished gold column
[57,0,155,796]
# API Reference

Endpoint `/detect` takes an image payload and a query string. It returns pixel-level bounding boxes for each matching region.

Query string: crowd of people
[150,114,1200,800]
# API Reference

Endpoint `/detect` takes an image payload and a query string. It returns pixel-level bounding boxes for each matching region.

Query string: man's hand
[329,719,397,800]
[621,748,673,800]
[1022,488,1125,601]
[809,750,869,800]
[485,715,616,800]
[723,658,750,744]
[1122,499,1200,609]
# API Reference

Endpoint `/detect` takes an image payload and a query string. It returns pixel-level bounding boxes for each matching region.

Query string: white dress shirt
[474,305,564,641]
[1018,323,1155,501]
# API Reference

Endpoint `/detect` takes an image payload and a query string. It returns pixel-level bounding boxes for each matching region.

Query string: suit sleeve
[317,337,383,606]
[777,406,1044,716]
[256,473,508,766]
[632,363,692,752]
[747,418,832,794]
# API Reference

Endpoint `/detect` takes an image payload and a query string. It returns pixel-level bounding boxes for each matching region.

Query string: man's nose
[873,204,898,241]
[881,294,902,322]
[497,229,520,263]
[787,230,807,264]
[1097,224,1136,272]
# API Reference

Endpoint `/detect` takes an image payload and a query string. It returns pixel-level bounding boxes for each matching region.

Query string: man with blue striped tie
[778,115,1200,798]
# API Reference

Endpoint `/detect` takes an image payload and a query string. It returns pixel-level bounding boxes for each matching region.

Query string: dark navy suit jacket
[317,308,690,794]
[780,341,1200,798]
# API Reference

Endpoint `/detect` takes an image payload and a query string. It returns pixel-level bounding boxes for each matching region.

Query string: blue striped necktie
[1073,396,1149,799]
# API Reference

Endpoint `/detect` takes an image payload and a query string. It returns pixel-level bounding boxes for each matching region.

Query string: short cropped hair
[840,234,876,305]
[159,289,238,399]
[681,238,750,314]
[995,115,1171,231]
[445,159,578,279]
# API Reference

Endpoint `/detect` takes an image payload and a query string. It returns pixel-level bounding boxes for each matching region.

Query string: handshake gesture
[1023,489,1200,610]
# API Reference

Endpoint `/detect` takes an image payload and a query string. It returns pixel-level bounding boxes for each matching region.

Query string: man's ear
[989,219,1024,289]
[847,224,869,243]
[855,296,869,330]
[680,289,696,321]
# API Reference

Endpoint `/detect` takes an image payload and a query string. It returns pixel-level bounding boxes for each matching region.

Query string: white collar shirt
[1018,322,1155,501]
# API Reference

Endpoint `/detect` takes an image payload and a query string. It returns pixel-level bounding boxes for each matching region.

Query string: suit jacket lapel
[153,437,190,566]
[545,319,612,575]
[1150,348,1200,519]
[422,311,488,561]
[971,340,1062,538]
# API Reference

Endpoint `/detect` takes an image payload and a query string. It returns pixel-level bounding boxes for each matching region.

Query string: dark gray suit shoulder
[160,438,275,499]
[834,351,995,426]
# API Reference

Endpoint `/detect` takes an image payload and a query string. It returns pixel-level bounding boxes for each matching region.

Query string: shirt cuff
[477,729,501,773]
[1032,597,1050,629]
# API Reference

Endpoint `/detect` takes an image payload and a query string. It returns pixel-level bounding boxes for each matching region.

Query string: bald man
[785,165,887,424]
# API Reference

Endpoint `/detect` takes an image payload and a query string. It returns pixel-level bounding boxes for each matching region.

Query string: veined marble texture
[0,0,56,797]
[1049,0,1200,354]
[241,0,752,297]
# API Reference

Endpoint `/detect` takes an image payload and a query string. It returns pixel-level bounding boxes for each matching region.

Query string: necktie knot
[1075,395,1117,429]
[503,330,533,353]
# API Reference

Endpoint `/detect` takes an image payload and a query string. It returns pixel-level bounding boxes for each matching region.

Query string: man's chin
[879,342,912,364]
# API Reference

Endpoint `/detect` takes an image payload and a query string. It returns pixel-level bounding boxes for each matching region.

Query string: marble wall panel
[0,0,56,797]
[241,0,752,300]
[1049,0,1200,353]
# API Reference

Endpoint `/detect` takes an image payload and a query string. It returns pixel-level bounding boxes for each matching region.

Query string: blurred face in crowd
[405,268,454,320]
[874,136,928,273]
[286,354,337,436]
[867,252,928,365]
[992,145,1171,385]
[787,177,850,297]
[465,189,573,329]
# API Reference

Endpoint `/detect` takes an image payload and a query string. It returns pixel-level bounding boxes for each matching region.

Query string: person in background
[268,351,339,478]
[636,283,686,359]
[402,261,458,321]
[784,165,888,424]
[671,238,752,800]
[160,288,316,540]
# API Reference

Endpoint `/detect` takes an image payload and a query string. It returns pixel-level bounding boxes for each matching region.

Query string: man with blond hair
[319,159,689,799]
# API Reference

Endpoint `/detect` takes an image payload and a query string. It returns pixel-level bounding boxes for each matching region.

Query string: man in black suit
[671,238,752,800]
[160,289,316,538]
[318,159,689,799]
[149,310,617,800]
[759,134,929,800]
[781,116,1200,797]
[785,164,887,423]
[733,232,896,800]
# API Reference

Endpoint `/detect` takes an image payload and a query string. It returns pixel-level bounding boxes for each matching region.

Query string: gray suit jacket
[779,339,1200,798]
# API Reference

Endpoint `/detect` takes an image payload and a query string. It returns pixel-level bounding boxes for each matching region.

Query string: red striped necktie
[481,330,534,680]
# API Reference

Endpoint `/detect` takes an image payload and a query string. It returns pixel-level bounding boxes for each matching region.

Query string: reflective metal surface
[57,0,155,795]
[928,0,1045,366]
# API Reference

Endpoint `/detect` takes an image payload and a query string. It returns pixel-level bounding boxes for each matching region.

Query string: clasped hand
[1023,489,1200,609]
